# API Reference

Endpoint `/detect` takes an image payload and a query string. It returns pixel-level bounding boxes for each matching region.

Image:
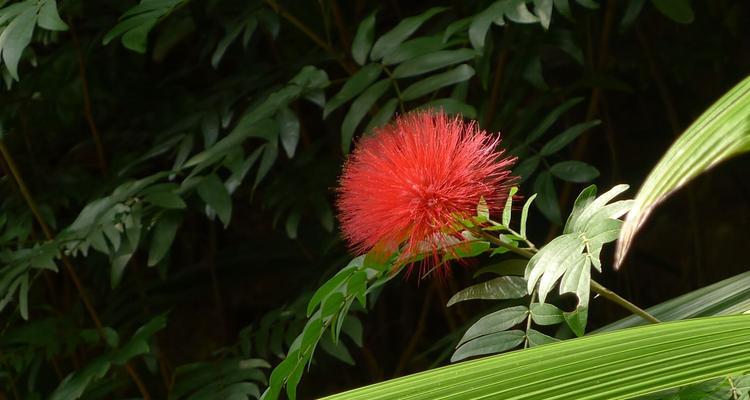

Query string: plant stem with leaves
[472,227,660,324]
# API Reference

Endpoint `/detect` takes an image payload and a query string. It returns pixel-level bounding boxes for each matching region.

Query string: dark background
[0,0,748,398]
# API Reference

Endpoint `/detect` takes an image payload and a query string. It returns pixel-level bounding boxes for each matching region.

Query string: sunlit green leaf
[520,193,537,238]
[616,75,750,268]
[324,316,750,400]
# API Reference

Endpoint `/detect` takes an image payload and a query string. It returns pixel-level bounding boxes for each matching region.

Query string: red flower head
[337,111,517,276]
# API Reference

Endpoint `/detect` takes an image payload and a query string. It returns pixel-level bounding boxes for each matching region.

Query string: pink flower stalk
[336,111,517,275]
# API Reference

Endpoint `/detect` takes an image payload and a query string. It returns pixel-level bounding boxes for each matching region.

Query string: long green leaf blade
[615,76,750,268]
[322,315,750,400]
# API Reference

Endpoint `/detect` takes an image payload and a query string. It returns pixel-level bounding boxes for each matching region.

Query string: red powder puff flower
[337,111,517,275]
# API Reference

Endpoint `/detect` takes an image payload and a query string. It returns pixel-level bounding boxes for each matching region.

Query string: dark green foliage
[0,0,747,399]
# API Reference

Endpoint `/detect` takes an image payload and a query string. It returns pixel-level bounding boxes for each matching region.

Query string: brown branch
[635,26,681,135]
[262,0,356,74]
[484,27,512,128]
[0,156,62,304]
[208,222,226,341]
[68,20,107,176]
[359,346,384,382]
[0,140,150,399]
[329,0,352,51]
[589,280,660,323]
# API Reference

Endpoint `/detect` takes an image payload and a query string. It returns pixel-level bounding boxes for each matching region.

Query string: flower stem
[473,227,660,324]
[471,227,534,258]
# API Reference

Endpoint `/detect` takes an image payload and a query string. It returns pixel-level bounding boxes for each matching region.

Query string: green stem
[589,280,660,323]
[523,290,536,349]
[473,227,660,324]
[383,66,407,113]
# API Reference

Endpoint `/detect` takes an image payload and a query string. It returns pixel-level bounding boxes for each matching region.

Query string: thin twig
[68,19,107,176]
[589,280,660,323]
[329,0,352,51]
[485,27,512,128]
[383,66,407,113]
[0,157,61,301]
[523,290,536,349]
[470,227,534,259]
[0,140,151,399]
[261,0,356,74]
[208,222,226,341]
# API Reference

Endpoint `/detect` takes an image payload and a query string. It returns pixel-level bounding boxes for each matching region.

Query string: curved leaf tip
[615,75,750,269]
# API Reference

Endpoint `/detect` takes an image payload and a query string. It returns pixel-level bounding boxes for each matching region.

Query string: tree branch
[262,0,356,74]
[0,139,150,399]
[69,20,107,176]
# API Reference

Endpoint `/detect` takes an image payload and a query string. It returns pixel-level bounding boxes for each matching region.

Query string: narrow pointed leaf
[351,12,376,65]
[322,315,750,400]
[401,64,475,101]
[369,7,446,61]
[616,76,750,268]
[447,276,528,306]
